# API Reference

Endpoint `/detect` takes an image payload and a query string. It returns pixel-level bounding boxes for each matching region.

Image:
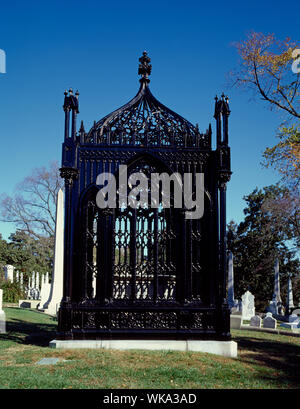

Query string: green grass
[0,307,300,389]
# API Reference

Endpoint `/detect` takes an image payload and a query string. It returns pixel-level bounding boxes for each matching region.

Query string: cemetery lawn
[0,307,300,389]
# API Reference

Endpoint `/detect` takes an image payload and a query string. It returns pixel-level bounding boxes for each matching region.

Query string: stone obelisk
[227,252,238,310]
[286,275,295,315]
[274,259,282,303]
[43,189,64,315]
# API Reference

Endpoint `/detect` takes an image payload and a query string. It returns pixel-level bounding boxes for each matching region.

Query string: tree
[227,186,300,311]
[231,32,299,119]
[0,161,62,277]
[7,230,53,274]
[262,125,300,188]
[261,186,300,250]
[231,32,300,185]
[0,161,63,239]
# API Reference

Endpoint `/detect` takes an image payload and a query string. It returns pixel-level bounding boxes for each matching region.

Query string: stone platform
[49,339,238,358]
[18,300,40,309]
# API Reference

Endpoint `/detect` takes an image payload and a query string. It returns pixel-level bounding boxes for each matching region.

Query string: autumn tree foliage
[231,32,299,119]
[231,32,300,188]
[263,125,300,188]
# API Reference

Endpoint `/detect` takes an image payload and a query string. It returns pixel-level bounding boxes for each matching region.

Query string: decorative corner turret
[214,93,230,147]
[63,88,80,141]
[62,88,80,169]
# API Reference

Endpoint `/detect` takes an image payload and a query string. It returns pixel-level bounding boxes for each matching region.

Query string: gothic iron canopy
[85,52,209,148]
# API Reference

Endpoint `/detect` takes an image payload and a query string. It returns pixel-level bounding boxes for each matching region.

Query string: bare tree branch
[0,161,63,239]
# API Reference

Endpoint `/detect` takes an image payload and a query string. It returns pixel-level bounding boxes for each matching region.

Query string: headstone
[227,252,239,310]
[241,290,255,320]
[43,189,64,315]
[263,313,277,329]
[32,272,36,291]
[38,273,51,310]
[230,313,243,329]
[287,314,299,323]
[0,289,6,333]
[4,265,14,282]
[292,308,300,316]
[286,276,295,314]
[268,294,278,315]
[36,272,40,292]
[265,312,273,318]
[250,315,262,328]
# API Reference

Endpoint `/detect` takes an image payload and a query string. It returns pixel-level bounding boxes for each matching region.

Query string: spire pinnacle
[138,51,152,82]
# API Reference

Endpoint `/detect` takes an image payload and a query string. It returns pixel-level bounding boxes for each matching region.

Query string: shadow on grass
[2,309,57,347]
[234,334,300,387]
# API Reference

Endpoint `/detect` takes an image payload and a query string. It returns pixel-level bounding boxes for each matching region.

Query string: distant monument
[227,252,239,311]
[0,289,6,333]
[268,259,283,315]
[286,275,295,315]
[43,189,64,316]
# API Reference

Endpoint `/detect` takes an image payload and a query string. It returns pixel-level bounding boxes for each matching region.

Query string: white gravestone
[263,313,277,329]
[38,273,51,310]
[4,265,14,282]
[43,189,64,315]
[36,272,40,291]
[0,289,6,333]
[250,315,262,328]
[241,290,255,320]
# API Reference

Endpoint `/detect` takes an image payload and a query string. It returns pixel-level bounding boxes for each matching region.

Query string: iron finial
[138,51,152,80]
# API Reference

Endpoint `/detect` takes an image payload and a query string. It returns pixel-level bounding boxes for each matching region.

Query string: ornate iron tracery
[58,52,232,340]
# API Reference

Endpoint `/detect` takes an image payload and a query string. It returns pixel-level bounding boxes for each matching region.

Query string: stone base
[0,311,6,333]
[49,339,238,358]
[42,302,61,316]
[18,300,40,309]
[280,322,299,329]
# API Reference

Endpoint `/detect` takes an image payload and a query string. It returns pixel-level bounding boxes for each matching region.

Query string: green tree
[7,230,53,275]
[227,186,300,311]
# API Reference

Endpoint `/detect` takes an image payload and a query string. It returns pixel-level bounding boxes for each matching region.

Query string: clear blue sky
[0,0,298,240]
